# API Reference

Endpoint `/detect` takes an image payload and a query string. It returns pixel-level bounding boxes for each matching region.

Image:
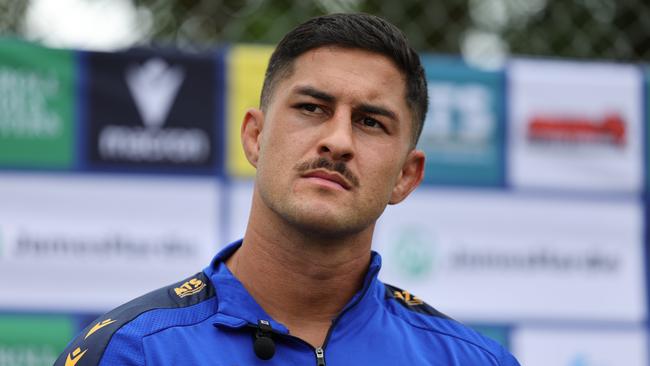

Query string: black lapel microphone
[253,319,276,360]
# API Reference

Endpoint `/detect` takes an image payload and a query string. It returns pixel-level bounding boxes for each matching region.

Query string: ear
[240,108,265,168]
[389,149,425,205]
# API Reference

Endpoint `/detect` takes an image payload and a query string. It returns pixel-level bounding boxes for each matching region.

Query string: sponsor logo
[85,318,116,339]
[393,290,424,306]
[416,72,502,185]
[527,114,626,147]
[12,231,197,260]
[451,247,619,273]
[0,40,74,168]
[87,52,216,168]
[390,229,621,277]
[0,345,57,366]
[95,57,210,164]
[174,278,206,298]
[568,353,607,366]
[65,347,87,366]
[98,124,210,163]
[422,83,495,154]
[390,227,436,279]
[569,354,588,366]
[0,68,63,139]
[125,58,184,130]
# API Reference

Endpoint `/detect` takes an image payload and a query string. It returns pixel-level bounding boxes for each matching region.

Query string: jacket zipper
[315,347,326,366]
[311,265,379,366]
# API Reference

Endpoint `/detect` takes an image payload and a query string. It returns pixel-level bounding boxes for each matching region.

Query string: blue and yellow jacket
[55,240,520,365]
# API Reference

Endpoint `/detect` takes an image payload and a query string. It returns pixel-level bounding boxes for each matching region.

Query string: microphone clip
[253,319,276,360]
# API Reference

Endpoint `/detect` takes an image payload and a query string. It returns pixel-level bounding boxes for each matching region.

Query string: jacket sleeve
[500,348,522,366]
[53,272,217,365]
[53,315,144,366]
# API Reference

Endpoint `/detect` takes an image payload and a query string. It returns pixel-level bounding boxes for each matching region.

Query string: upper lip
[302,170,352,190]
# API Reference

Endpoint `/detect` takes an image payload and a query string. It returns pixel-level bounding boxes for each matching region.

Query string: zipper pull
[315,347,326,366]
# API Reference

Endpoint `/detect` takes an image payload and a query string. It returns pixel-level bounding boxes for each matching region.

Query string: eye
[361,117,381,128]
[298,103,321,113]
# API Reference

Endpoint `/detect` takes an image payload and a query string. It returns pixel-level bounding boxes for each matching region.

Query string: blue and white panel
[0,172,221,312]
[511,326,649,366]
[374,187,645,323]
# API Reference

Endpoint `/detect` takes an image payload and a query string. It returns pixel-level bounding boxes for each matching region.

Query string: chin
[259,186,380,238]
[285,202,376,239]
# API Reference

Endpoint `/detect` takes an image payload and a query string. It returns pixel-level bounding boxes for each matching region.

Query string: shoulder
[381,283,520,366]
[54,271,216,366]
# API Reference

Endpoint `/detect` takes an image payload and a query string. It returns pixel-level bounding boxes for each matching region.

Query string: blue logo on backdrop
[570,354,589,366]
[418,56,504,186]
[568,353,608,366]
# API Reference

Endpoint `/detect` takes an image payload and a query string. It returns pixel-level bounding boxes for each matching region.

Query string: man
[56,13,520,365]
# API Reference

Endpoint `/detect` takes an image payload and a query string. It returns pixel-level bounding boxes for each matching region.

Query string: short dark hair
[260,13,428,146]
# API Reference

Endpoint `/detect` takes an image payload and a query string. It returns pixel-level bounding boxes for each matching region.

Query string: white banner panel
[508,59,643,193]
[224,179,254,245]
[373,187,645,322]
[512,327,648,366]
[0,173,220,312]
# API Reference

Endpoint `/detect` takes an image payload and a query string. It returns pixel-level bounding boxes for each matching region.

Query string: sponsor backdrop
[81,48,224,174]
[374,188,645,323]
[0,315,74,366]
[508,59,643,193]
[0,173,221,312]
[512,327,649,366]
[419,56,505,186]
[0,39,75,169]
[0,39,648,365]
[226,45,273,178]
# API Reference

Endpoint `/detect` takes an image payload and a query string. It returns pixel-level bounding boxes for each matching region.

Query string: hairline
[260,45,421,148]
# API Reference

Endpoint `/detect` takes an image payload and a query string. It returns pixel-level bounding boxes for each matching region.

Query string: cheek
[256,134,285,181]
[261,115,310,151]
[363,157,402,194]
[259,128,293,161]
[256,129,308,183]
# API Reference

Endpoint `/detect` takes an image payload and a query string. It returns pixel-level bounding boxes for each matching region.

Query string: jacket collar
[204,239,383,335]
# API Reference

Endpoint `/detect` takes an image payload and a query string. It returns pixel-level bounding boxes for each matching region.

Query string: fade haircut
[260,13,428,146]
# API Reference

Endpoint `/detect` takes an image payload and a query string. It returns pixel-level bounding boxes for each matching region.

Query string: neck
[226,191,374,347]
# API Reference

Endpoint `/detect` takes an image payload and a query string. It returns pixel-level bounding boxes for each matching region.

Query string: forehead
[276,47,410,115]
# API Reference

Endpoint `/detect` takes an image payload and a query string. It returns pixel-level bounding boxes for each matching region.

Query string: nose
[317,110,355,162]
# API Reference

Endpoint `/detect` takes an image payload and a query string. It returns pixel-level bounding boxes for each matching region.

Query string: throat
[225,238,372,347]
[286,319,332,349]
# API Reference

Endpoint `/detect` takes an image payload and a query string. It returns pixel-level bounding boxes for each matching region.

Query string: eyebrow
[293,85,398,121]
[358,103,398,121]
[294,86,335,103]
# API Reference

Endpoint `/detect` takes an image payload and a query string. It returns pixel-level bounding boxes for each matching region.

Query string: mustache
[295,157,360,188]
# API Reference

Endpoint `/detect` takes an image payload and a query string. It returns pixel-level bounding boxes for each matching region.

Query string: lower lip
[303,176,347,191]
